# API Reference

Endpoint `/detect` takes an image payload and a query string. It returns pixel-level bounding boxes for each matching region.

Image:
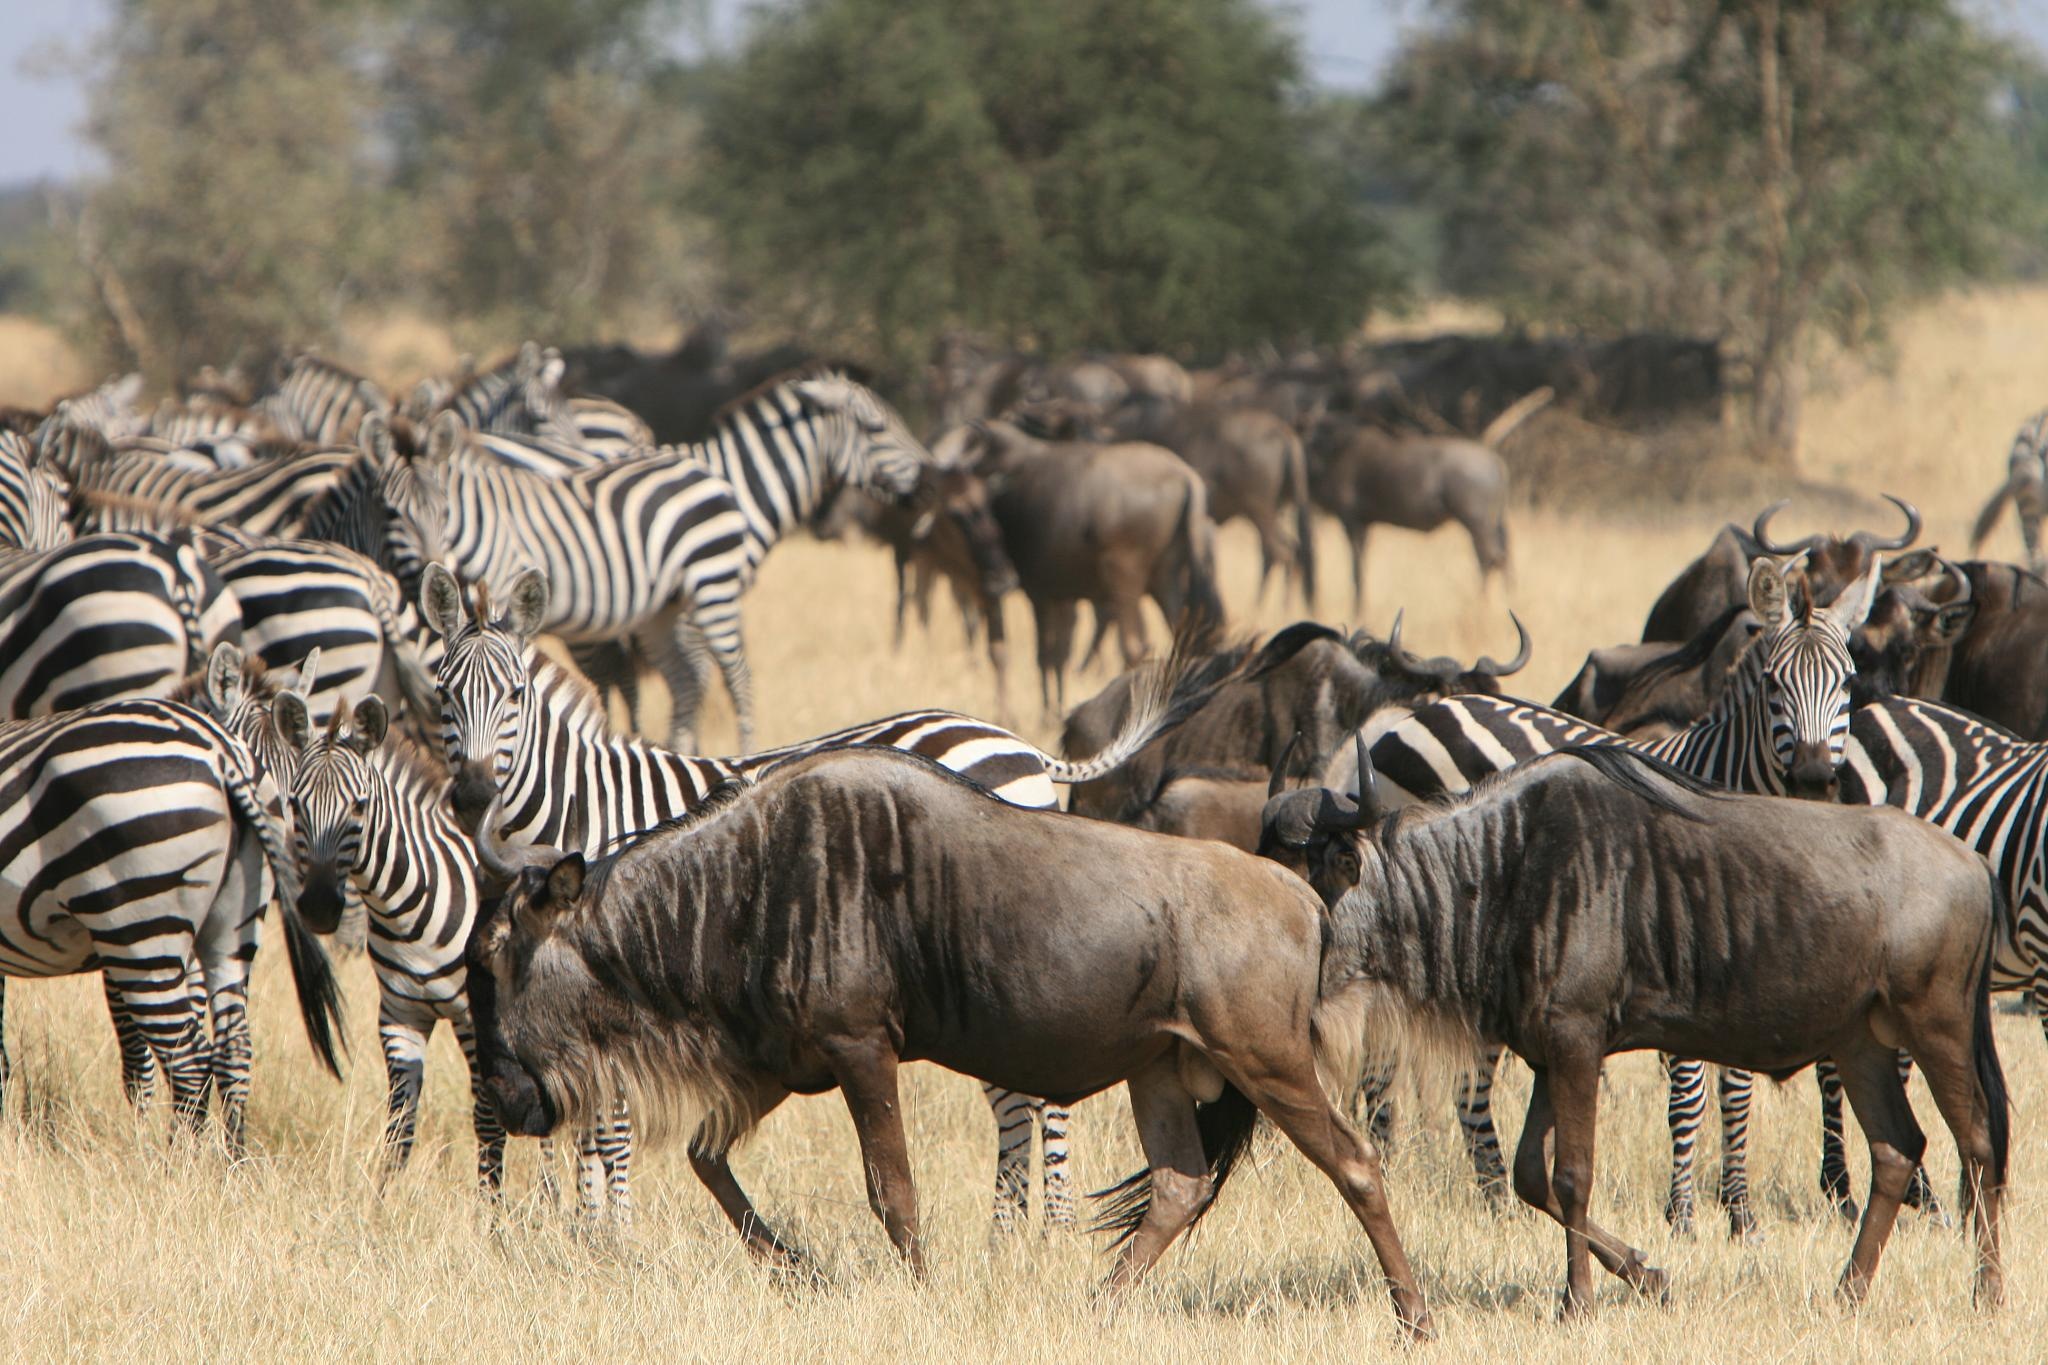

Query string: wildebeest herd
[3,345,2047,1338]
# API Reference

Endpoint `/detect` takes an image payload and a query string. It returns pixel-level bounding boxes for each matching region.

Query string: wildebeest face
[916,463,1018,600]
[419,563,550,831]
[468,855,595,1138]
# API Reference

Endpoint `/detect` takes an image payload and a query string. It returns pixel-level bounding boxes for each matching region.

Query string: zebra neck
[697,403,832,556]
[1655,644,1770,788]
[357,767,476,930]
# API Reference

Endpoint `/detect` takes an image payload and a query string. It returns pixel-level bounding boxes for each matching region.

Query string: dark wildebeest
[1643,497,1921,643]
[1554,606,1760,738]
[1970,410,2048,575]
[854,462,1020,716]
[1259,740,2009,1316]
[1104,399,1318,608]
[953,418,1223,713]
[1061,613,1530,825]
[1848,559,2048,738]
[467,750,1435,1338]
[1306,389,1547,612]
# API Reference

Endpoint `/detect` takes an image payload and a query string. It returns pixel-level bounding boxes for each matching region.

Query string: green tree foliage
[697,0,1396,369]
[380,0,710,342]
[79,0,383,382]
[1378,0,2025,464]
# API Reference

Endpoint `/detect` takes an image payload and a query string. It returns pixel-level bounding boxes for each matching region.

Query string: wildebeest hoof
[1636,1265,1672,1305]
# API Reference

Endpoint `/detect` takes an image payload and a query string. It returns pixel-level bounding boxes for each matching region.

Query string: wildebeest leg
[1457,1043,1509,1197]
[1346,523,1370,615]
[1833,1040,1926,1305]
[1112,596,1147,674]
[1513,1066,1665,1315]
[1892,1052,1945,1221]
[1251,509,1283,604]
[985,1085,1035,1229]
[1900,1017,2004,1307]
[1103,1060,1212,1292]
[981,592,1011,724]
[1663,1054,1705,1234]
[824,1039,924,1271]
[1715,1067,1761,1241]
[1815,1059,1858,1220]
[1034,599,1076,718]
[1229,1062,1433,1338]
[687,1081,805,1267]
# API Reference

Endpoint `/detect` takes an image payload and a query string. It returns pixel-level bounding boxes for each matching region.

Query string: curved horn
[1474,611,1533,677]
[1752,500,1825,557]
[473,794,561,883]
[1858,494,1922,553]
[1313,731,1377,833]
[1385,608,1404,658]
[1268,731,1301,801]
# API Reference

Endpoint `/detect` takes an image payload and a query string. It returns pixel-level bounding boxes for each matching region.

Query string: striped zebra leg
[104,973,159,1110]
[984,1084,1036,1228]
[575,1126,607,1220]
[1040,1101,1075,1227]
[1664,1054,1707,1234]
[1715,1067,1760,1241]
[685,606,756,754]
[1457,1044,1509,1196]
[599,1096,634,1226]
[1893,1051,1947,1222]
[201,960,254,1158]
[109,965,215,1134]
[455,1017,510,1195]
[1353,1059,1397,1150]
[641,622,709,751]
[1815,1058,1857,1220]
[0,978,8,1104]
[378,1012,431,1174]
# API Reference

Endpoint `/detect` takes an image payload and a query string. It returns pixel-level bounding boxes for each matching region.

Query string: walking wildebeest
[952,417,1223,713]
[1258,740,2009,1316]
[1305,389,1546,611]
[465,750,1436,1338]
[1971,410,2048,575]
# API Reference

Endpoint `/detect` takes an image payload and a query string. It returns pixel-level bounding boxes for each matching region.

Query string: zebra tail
[1089,1083,1257,1248]
[1038,624,1235,786]
[1974,866,2011,1186]
[1972,480,2013,552]
[167,530,216,677]
[222,742,346,1078]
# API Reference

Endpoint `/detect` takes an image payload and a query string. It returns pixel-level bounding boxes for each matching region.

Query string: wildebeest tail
[1974,865,2011,1185]
[1972,478,2014,553]
[1283,425,1317,608]
[1089,1083,1258,1249]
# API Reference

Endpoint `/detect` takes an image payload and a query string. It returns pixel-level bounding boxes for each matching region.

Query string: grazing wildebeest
[1105,399,1318,607]
[466,750,1435,1338]
[958,418,1223,712]
[1061,613,1530,825]
[1971,410,2048,574]
[1306,389,1546,611]
[1259,740,2009,1316]
[1643,496,1921,643]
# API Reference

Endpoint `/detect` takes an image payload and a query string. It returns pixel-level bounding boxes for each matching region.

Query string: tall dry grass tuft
[6,286,2048,1358]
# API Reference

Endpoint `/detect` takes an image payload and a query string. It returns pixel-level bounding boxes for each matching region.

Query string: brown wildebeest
[1306,390,1547,611]
[957,418,1223,713]
[467,749,1435,1338]
[1122,766,1270,848]
[1970,410,2048,575]
[1860,560,2048,738]
[1106,399,1318,608]
[1553,605,1761,738]
[1643,497,1922,643]
[1259,740,2009,1317]
[1061,613,1529,824]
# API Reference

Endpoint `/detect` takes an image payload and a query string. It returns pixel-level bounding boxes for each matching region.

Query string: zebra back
[263,355,387,444]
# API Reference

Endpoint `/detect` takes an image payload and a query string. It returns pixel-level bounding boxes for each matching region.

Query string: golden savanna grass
[5,289,2048,1360]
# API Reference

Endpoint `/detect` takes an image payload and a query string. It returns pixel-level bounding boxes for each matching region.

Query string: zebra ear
[1747,557,1790,629]
[505,567,550,639]
[358,410,394,464]
[349,696,389,752]
[205,641,244,716]
[275,690,313,754]
[791,376,850,412]
[421,563,466,638]
[296,646,322,698]
[1827,554,1883,633]
[425,411,464,463]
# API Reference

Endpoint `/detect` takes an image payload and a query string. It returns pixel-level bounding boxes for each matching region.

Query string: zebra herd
[2,350,2048,1326]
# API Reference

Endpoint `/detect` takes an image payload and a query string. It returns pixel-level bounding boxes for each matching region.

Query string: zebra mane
[368,730,452,802]
[706,362,870,428]
[580,775,755,898]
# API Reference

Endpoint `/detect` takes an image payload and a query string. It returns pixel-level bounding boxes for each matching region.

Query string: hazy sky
[1,0,2042,185]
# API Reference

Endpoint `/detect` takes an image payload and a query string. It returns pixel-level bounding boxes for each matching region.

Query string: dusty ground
[3,287,2047,1359]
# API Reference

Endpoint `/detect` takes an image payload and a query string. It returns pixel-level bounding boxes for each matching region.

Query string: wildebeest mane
[1550,743,1723,819]
[1238,620,1345,682]
[582,775,755,893]
[1630,603,1757,691]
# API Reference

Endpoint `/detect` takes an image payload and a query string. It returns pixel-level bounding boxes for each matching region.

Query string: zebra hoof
[1726,1205,1764,1245]
[1663,1199,1696,1239]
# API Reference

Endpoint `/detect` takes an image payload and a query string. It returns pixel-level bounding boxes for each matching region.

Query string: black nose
[451,763,497,831]
[299,867,345,934]
[486,1073,556,1137]
[1787,744,1839,801]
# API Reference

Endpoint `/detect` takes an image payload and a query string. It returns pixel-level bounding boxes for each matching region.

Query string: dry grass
[7,286,2048,1359]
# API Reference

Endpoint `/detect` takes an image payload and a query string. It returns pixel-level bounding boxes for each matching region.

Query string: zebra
[1364,553,1882,1238]
[1833,694,2048,1219]
[1972,409,2048,575]
[422,562,1224,1227]
[0,532,242,718]
[427,342,654,457]
[0,431,71,550]
[48,374,147,440]
[260,354,387,445]
[0,691,343,1150]
[69,443,363,538]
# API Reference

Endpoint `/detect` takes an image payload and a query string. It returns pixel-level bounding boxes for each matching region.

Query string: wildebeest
[1061,613,1530,825]
[1643,496,1921,643]
[1305,390,1547,611]
[467,749,1435,1337]
[953,418,1223,712]
[1259,740,2008,1315]
[1552,605,1759,737]
[1971,410,2048,575]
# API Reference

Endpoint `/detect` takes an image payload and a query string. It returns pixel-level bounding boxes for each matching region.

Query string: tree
[697,0,1397,370]
[1378,0,2021,465]
[78,0,384,382]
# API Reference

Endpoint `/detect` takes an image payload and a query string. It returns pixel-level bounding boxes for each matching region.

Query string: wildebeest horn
[1473,611,1532,677]
[1752,500,1825,557]
[1311,731,1376,834]
[1852,494,1921,553]
[473,794,561,883]
[1385,608,1404,657]
[1897,556,1972,613]
[1268,732,1301,801]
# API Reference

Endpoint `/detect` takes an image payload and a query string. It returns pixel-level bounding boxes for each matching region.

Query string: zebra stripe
[261,355,387,445]
[1368,559,1878,1238]
[0,696,338,1151]
[0,431,71,551]
[71,444,362,538]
